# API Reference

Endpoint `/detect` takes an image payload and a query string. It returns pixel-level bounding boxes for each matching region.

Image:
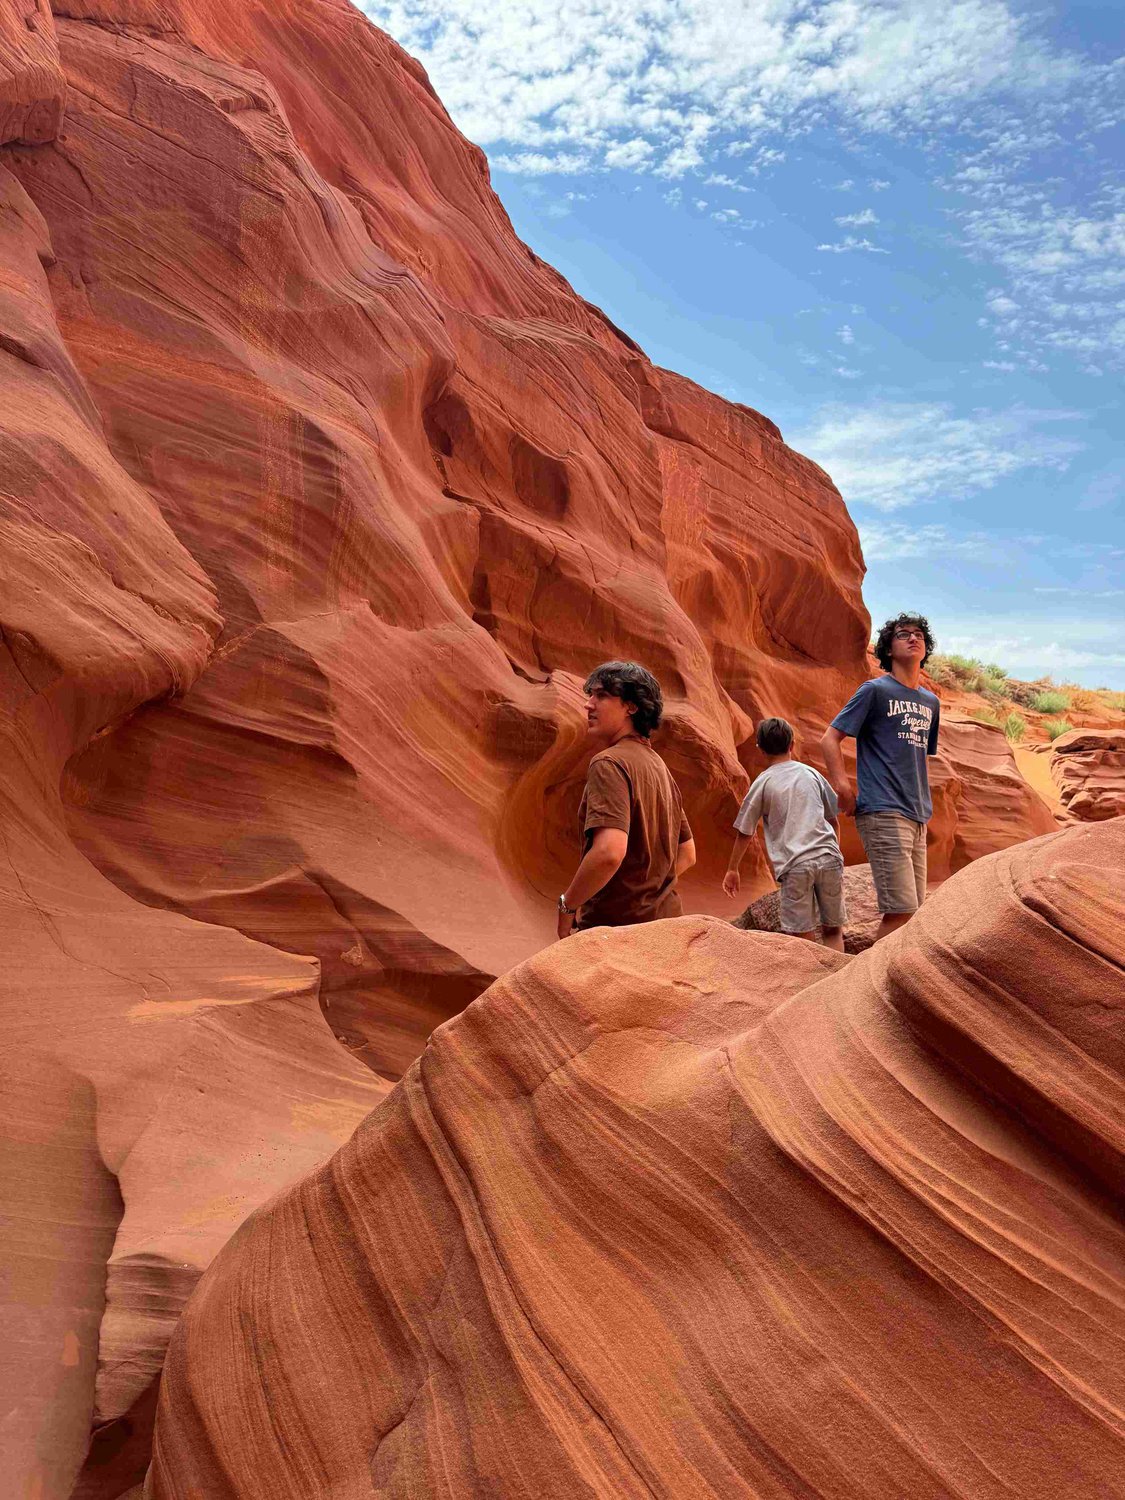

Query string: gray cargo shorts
[778,854,846,934]
[855,812,927,913]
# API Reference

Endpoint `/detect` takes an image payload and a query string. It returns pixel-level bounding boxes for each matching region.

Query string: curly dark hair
[583,660,664,737]
[756,717,794,756]
[874,612,935,671]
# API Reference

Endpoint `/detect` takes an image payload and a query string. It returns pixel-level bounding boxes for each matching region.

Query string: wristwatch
[558,894,578,916]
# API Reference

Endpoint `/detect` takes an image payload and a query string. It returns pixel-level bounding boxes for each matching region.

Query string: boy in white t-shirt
[723,717,846,951]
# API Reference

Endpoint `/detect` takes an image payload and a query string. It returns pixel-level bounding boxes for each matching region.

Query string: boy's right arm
[821,681,874,817]
[722,832,753,898]
[820,728,855,815]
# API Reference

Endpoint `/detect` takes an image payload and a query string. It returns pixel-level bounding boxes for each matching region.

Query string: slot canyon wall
[0,0,1060,1494]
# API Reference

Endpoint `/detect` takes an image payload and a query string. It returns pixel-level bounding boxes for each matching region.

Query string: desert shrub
[926,653,1008,695]
[1004,679,1035,707]
[1096,689,1125,711]
[1029,688,1071,714]
[924,653,966,687]
[1003,713,1026,743]
[1045,719,1073,741]
[971,709,1000,727]
[1064,685,1098,713]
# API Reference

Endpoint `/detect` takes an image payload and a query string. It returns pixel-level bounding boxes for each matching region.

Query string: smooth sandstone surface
[0,0,1067,1494]
[1050,727,1125,822]
[926,714,1057,875]
[150,820,1125,1499]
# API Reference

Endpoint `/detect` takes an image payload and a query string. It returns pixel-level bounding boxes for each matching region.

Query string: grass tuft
[1045,719,1074,741]
[1003,713,1026,743]
[927,653,1009,696]
[1028,689,1071,715]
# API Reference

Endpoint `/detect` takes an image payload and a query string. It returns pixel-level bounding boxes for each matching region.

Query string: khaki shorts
[778,855,846,934]
[855,812,927,913]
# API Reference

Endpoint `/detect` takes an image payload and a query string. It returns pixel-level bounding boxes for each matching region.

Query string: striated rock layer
[1051,728,1125,822]
[0,0,1062,1493]
[150,820,1125,1498]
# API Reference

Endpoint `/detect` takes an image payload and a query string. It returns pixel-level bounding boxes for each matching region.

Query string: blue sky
[360,0,1123,687]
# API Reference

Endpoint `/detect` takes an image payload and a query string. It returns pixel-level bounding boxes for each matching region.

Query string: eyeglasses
[893,630,925,642]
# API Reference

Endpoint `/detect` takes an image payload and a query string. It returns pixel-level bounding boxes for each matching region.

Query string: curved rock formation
[927,714,1057,876]
[150,820,1125,1498]
[0,1,1075,1494]
[1050,728,1125,822]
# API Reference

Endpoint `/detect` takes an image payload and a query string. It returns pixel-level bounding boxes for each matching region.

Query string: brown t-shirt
[576,736,692,929]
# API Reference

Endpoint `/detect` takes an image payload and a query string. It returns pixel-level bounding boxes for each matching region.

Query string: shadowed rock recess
[0,0,1077,1495]
[152,821,1125,1498]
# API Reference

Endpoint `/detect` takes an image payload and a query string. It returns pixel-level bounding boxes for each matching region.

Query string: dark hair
[756,717,794,756]
[583,660,663,737]
[875,612,935,671]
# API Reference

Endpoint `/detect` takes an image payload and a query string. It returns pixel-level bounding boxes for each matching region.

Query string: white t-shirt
[733,761,841,881]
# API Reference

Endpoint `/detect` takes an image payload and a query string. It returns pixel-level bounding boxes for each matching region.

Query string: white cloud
[835,365,862,378]
[982,358,1016,370]
[838,324,855,344]
[363,0,1079,183]
[704,173,750,191]
[545,188,593,217]
[947,152,1125,368]
[603,137,654,168]
[934,617,1125,684]
[711,206,762,229]
[816,236,890,254]
[835,207,878,226]
[870,179,891,191]
[742,146,787,175]
[791,401,1084,512]
[859,522,1001,561]
[491,150,591,174]
[861,519,1122,566]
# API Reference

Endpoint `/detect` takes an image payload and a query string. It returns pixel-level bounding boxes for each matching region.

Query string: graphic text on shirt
[886,697,933,749]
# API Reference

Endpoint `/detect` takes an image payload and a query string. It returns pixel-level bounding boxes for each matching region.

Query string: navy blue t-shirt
[830,675,940,823]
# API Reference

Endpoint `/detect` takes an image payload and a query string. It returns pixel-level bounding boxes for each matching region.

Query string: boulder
[1050,728,1125,822]
[734,861,882,952]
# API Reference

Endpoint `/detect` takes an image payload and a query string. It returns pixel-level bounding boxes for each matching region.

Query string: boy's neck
[889,661,923,690]
[763,750,795,767]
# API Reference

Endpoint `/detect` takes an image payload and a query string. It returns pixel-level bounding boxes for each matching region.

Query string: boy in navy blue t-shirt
[821,613,940,941]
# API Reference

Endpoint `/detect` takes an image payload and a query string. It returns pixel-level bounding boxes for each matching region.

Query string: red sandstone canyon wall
[0,1,1064,1495]
[150,821,1125,1498]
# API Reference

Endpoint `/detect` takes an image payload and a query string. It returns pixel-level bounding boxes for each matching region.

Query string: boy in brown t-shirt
[557,661,695,939]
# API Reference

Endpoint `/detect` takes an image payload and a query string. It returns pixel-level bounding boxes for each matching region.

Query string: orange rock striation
[1050,728,1125,822]
[0,1,1067,1495]
[151,820,1125,1498]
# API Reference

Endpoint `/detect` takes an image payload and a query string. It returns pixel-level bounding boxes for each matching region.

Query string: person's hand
[556,908,576,941]
[722,869,741,899]
[834,782,857,816]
